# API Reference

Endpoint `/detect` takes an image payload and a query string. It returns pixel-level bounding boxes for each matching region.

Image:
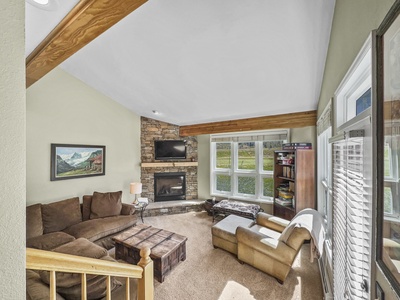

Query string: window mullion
[232,142,237,194]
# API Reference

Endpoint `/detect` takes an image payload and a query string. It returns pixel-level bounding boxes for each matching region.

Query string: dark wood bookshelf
[273,149,315,220]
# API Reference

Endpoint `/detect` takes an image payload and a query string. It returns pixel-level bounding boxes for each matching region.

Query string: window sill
[384,215,400,223]
[211,195,273,205]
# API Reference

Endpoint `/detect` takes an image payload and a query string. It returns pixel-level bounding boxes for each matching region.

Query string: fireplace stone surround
[140,117,198,202]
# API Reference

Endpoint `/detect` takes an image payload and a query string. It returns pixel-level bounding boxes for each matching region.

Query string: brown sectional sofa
[27,192,137,251]
[26,191,138,300]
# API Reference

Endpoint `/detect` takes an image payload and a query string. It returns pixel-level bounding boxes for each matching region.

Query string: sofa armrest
[256,212,289,233]
[121,203,136,215]
[236,226,297,264]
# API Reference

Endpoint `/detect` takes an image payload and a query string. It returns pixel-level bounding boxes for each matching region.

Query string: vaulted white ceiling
[26,0,336,126]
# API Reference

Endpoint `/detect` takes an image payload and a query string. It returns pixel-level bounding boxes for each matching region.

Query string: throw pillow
[39,238,110,288]
[26,232,75,251]
[90,191,122,219]
[26,270,65,300]
[41,197,82,234]
[82,195,93,221]
[56,257,122,300]
[52,237,108,259]
[40,257,121,297]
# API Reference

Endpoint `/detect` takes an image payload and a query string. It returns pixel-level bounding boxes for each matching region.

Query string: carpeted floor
[143,211,323,300]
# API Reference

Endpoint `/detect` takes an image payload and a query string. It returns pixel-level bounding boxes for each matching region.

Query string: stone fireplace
[140,117,198,202]
[154,172,186,202]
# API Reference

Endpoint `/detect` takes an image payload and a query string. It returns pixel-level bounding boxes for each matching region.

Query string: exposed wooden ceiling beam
[179,110,317,136]
[26,0,147,88]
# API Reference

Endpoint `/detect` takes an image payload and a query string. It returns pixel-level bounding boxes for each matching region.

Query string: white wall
[0,1,26,298]
[26,68,141,205]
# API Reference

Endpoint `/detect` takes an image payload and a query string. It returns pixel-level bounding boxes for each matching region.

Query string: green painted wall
[26,68,141,205]
[197,134,211,200]
[318,0,395,116]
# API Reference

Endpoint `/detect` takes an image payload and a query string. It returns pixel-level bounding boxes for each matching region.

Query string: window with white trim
[210,130,289,201]
[317,100,333,247]
[331,34,373,300]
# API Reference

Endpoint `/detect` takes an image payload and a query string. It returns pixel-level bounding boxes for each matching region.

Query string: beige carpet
[143,211,323,300]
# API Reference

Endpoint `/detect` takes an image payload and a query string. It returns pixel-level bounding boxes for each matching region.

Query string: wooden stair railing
[26,247,154,300]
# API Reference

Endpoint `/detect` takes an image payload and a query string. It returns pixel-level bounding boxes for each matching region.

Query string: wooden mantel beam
[26,0,147,88]
[179,110,317,136]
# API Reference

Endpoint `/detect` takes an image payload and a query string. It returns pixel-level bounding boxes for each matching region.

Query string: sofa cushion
[57,256,122,300]
[63,215,136,242]
[26,204,43,239]
[52,237,108,258]
[27,232,76,251]
[26,270,64,300]
[39,238,109,288]
[250,224,281,240]
[212,214,254,244]
[90,191,122,220]
[39,240,121,299]
[121,203,135,215]
[42,197,82,234]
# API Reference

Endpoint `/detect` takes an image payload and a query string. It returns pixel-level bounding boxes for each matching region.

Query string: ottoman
[211,214,254,255]
[212,200,262,221]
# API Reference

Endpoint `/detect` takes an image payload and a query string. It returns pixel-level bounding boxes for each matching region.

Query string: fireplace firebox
[154,172,186,202]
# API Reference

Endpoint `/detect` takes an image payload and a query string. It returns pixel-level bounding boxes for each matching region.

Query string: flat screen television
[154,140,186,160]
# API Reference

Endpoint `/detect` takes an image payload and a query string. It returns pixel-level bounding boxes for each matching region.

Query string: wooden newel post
[137,247,154,300]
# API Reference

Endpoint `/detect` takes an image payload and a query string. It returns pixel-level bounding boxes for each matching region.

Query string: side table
[134,202,148,223]
[204,199,221,215]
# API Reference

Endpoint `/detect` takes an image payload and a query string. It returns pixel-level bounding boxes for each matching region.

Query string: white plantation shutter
[332,130,371,300]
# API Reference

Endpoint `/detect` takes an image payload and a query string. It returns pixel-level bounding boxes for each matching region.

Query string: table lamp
[130,182,142,204]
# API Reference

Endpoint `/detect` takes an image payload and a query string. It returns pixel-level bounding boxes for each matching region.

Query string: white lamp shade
[130,182,142,194]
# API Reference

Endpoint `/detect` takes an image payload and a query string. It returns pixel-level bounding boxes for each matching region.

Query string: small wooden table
[112,224,187,282]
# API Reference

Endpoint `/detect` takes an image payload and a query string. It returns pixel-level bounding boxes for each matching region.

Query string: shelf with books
[278,176,295,181]
[273,148,315,220]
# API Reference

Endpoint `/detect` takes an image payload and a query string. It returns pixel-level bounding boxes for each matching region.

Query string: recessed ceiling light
[26,0,59,11]
[34,0,49,4]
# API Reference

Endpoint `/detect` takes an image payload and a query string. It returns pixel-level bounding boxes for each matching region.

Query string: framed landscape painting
[50,144,106,181]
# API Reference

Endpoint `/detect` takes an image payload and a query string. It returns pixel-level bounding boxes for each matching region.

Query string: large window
[210,130,289,201]
[331,34,373,299]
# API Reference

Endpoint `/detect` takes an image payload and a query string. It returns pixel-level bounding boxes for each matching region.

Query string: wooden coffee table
[112,224,187,282]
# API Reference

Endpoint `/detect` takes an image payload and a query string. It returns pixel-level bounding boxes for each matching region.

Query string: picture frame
[50,144,106,181]
[376,0,400,295]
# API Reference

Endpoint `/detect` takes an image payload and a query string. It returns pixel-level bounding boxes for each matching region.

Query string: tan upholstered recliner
[236,212,311,283]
